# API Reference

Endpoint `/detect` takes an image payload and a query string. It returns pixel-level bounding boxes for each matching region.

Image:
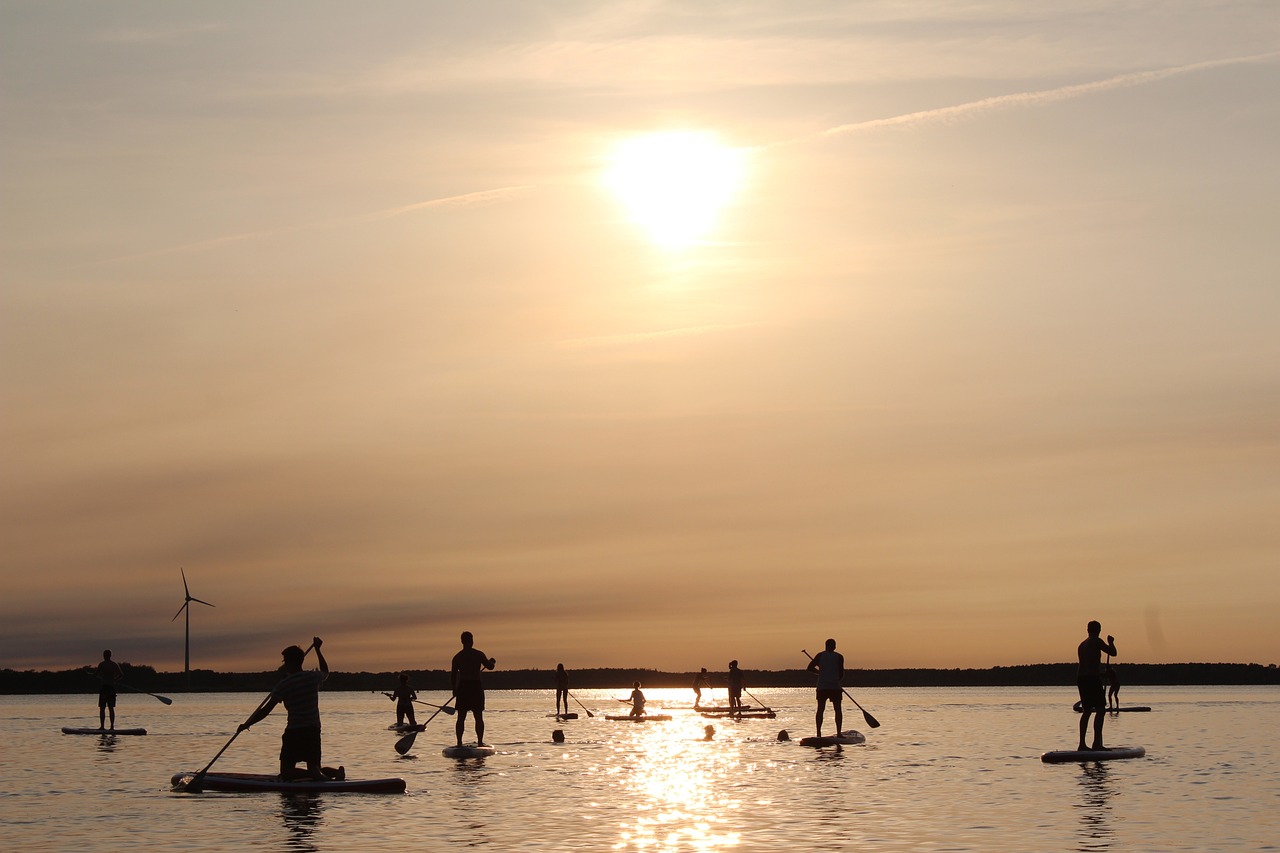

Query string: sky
[2,1,1278,675]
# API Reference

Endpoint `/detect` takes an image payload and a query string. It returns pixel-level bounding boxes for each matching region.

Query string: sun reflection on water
[609,713,743,851]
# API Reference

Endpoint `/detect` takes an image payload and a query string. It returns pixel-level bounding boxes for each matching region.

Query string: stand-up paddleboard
[62,726,146,736]
[694,705,763,714]
[1073,701,1151,713]
[799,730,866,747]
[700,711,776,719]
[604,714,672,722]
[387,723,425,732]
[170,771,406,793]
[442,744,496,758]
[1040,745,1145,763]
[547,712,579,720]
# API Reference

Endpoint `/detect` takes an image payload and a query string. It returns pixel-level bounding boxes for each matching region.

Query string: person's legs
[815,697,826,737]
[476,710,486,745]
[456,711,468,747]
[1078,710,1092,750]
[833,697,843,734]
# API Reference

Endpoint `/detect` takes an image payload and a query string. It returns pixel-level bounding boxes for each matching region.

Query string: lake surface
[1,685,1276,851]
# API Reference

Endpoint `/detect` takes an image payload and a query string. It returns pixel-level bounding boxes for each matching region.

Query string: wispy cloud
[769,51,1280,149]
[94,185,535,266]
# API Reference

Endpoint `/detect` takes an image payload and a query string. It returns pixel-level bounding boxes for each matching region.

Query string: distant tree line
[2,661,1277,694]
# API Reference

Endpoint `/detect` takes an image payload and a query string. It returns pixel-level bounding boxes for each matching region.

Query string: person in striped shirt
[239,637,343,780]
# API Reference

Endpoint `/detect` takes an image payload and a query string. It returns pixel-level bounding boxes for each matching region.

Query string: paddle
[119,681,173,705]
[394,698,455,755]
[412,698,456,715]
[180,694,271,792]
[568,691,595,718]
[744,688,772,712]
[180,642,314,793]
[802,649,880,729]
[383,691,456,715]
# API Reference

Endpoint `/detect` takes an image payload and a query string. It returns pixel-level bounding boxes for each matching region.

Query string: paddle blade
[862,708,881,729]
[156,694,174,705]
[394,730,417,755]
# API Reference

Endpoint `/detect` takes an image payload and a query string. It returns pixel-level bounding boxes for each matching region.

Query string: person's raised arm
[313,637,328,674]
[1104,635,1117,657]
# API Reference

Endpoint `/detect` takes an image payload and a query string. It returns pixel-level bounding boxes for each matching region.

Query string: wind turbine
[172,569,215,687]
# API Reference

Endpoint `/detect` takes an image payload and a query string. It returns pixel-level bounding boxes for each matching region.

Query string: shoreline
[3,661,1277,694]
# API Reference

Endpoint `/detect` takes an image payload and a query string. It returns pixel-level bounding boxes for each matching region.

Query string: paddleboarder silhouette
[238,637,343,781]
[390,673,418,727]
[554,664,570,717]
[1077,621,1118,750]
[450,631,496,747]
[727,661,746,714]
[94,649,124,730]
[692,668,711,706]
[807,638,845,738]
[627,681,647,717]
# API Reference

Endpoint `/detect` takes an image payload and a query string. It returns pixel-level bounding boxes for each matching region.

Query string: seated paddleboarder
[555,663,570,717]
[239,637,343,781]
[1077,621,1118,751]
[807,638,845,738]
[94,649,124,730]
[627,681,647,717]
[390,673,418,728]
[451,631,496,747]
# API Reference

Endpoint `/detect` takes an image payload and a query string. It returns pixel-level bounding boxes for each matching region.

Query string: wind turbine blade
[190,597,216,608]
[181,568,190,596]
[172,601,189,622]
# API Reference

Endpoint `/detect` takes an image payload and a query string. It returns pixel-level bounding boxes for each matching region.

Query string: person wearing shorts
[239,637,342,781]
[95,650,124,730]
[807,638,845,738]
[1077,621,1118,751]
[451,631,496,747]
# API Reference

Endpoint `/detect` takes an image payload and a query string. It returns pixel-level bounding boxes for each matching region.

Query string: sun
[602,130,747,249]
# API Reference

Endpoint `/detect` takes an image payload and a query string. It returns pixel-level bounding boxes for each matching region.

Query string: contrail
[766,51,1280,150]
[95,185,534,266]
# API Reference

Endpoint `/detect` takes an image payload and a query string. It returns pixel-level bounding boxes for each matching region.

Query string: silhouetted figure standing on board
[1077,621,1118,750]
[390,673,417,727]
[239,637,343,781]
[627,681,647,717]
[451,631,496,747]
[95,649,124,730]
[692,668,711,706]
[807,638,845,737]
[727,660,746,713]
[1105,664,1120,711]
[554,663,570,717]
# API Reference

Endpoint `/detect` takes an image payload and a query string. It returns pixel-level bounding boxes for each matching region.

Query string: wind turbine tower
[172,569,215,687]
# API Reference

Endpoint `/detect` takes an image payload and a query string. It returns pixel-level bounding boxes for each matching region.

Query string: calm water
[1,685,1276,851]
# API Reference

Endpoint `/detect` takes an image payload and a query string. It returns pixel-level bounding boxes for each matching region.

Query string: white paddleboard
[443,744,496,758]
[799,730,866,747]
[1041,745,1145,763]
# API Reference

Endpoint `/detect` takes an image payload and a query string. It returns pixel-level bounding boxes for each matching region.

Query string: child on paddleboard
[627,682,647,717]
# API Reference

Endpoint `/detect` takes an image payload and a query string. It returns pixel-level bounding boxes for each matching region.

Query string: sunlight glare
[603,131,747,249]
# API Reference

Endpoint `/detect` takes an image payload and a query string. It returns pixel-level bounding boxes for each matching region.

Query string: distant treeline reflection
[2,662,1277,694]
